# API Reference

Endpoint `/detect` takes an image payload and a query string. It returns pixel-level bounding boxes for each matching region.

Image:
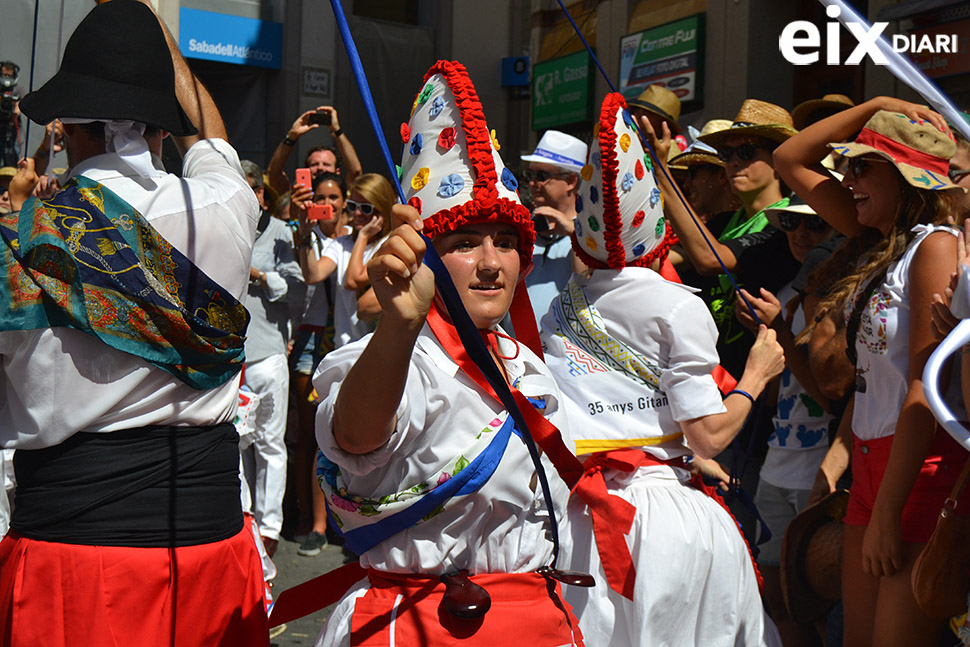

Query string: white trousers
[240,353,289,541]
[560,464,780,647]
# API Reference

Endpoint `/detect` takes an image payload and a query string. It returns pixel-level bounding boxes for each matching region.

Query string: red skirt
[349,570,584,646]
[0,527,268,647]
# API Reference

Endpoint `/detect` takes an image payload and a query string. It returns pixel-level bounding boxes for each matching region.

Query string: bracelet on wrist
[726,388,756,406]
[283,136,297,146]
[332,128,344,139]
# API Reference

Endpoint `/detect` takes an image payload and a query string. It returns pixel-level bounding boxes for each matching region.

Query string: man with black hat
[0,2,266,645]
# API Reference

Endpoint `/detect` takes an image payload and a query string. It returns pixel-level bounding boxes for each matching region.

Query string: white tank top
[852,224,960,440]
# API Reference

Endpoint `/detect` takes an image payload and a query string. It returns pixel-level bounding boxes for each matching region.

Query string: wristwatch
[282,135,297,146]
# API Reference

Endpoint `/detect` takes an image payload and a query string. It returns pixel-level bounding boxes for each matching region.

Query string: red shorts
[0,526,268,647]
[349,570,584,646]
[844,430,970,543]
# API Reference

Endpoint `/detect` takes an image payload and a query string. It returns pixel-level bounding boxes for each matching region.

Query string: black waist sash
[11,423,243,547]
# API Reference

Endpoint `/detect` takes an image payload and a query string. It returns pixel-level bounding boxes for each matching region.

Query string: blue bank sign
[179,8,282,69]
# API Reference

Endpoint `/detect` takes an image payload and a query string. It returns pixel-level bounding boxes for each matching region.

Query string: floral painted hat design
[400,60,535,269]
[573,92,673,270]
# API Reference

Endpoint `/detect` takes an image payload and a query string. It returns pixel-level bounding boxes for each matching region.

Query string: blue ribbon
[329,0,564,565]
[335,414,516,556]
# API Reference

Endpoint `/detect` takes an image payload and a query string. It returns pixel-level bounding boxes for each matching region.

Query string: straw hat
[698,99,797,149]
[399,60,534,269]
[669,119,733,169]
[791,94,855,130]
[781,490,849,625]
[0,166,16,180]
[571,93,672,270]
[628,84,682,135]
[829,110,962,191]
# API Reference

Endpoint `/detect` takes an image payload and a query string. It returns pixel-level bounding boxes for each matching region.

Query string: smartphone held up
[307,203,333,221]
[309,110,332,127]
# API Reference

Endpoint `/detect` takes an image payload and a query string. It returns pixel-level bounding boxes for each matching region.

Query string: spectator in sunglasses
[734,195,839,647]
[520,130,587,324]
[641,99,803,548]
[667,120,742,290]
[775,96,969,647]
[644,99,802,382]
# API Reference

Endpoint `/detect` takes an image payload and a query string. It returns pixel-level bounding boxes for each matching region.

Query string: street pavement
[269,536,354,646]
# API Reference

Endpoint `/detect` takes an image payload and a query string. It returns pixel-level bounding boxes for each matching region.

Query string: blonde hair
[350,173,396,238]
[797,183,959,343]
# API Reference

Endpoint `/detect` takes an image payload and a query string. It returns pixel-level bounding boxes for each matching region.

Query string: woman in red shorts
[774,97,968,647]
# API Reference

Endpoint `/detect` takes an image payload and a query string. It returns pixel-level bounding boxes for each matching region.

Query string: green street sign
[619,15,703,103]
[532,50,594,130]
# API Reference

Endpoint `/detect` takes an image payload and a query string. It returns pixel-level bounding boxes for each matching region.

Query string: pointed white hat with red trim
[572,92,673,270]
[399,60,535,270]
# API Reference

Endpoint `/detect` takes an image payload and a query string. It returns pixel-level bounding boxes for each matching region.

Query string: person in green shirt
[644,98,802,379]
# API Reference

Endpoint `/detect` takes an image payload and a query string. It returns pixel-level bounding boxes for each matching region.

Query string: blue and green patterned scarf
[0,176,249,389]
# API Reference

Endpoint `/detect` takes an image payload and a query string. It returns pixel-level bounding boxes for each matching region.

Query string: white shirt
[313,326,569,574]
[0,139,259,449]
[541,268,725,459]
[321,235,383,348]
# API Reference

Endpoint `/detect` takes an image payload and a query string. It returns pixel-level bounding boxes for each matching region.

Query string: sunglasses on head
[524,169,571,183]
[346,200,375,215]
[777,211,829,233]
[847,156,890,179]
[716,142,773,163]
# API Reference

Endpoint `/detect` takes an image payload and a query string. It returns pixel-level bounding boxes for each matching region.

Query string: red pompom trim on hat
[423,196,535,272]
[571,220,675,271]
[595,93,628,269]
[401,123,410,144]
[420,61,498,203]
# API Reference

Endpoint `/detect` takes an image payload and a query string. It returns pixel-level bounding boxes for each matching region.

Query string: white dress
[541,268,778,647]
[311,326,571,647]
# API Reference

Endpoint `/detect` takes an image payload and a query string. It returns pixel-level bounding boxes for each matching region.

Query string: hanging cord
[554,0,762,326]
[22,0,42,161]
[328,0,566,566]
[47,0,67,158]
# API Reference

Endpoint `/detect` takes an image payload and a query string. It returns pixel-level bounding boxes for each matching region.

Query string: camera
[531,212,551,234]
[0,94,18,124]
[309,111,332,127]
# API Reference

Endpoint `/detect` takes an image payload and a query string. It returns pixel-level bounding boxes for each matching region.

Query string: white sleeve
[658,295,727,422]
[312,337,425,477]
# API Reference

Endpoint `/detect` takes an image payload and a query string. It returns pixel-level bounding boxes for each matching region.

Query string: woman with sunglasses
[774,97,968,647]
[341,174,394,330]
[734,196,839,646]
[299,173,394,351]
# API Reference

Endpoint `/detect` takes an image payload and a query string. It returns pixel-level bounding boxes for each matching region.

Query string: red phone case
[307,204,334,221]
[295,168,312,188]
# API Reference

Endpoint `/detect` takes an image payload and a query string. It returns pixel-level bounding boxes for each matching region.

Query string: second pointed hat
[572,93,673,270]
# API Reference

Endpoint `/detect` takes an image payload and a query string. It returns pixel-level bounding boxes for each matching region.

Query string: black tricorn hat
[20,0,197,136]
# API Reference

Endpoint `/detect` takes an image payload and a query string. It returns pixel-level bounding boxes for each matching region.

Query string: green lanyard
[718,197,790,243]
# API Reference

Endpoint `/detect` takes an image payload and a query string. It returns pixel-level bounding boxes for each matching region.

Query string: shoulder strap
[254,210,272,240]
